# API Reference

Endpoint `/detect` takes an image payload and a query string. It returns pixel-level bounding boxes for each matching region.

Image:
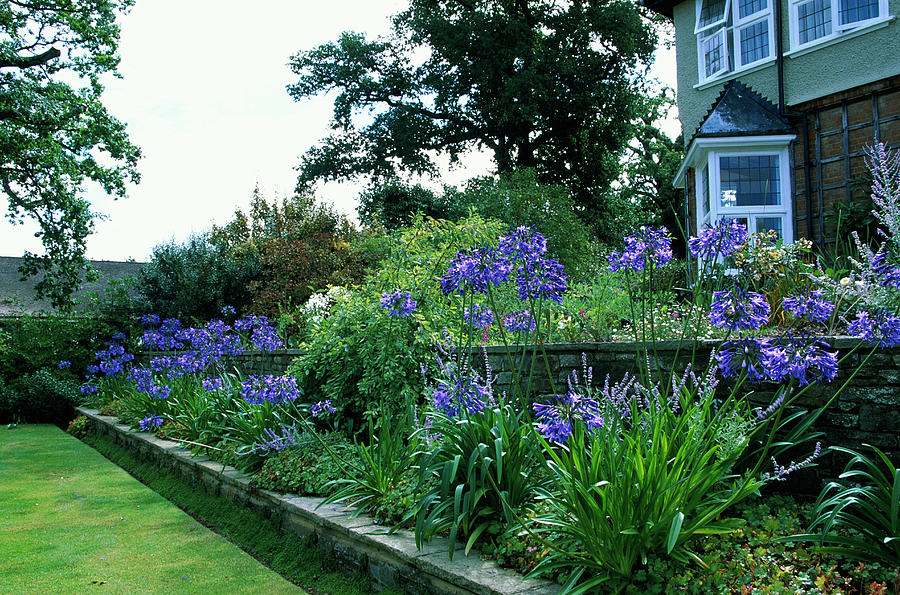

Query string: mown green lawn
[0,424,304,594]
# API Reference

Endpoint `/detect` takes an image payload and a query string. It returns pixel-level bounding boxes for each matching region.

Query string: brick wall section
[790,75,900,244]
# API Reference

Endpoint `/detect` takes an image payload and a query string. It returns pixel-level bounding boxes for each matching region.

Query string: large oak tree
[288,0,658,239]
[1,0,140,309]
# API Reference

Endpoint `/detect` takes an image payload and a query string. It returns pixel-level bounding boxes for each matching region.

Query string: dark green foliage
[0,369,79,425]
[415,405,546,558]
[288,0,657,238]
[606,91,686,256]
[358,179,462,230]
[251,434,354,497]
[136,234,261,321]
[0,313,123,383]
[798,445,900,567]
[1,0,142,309]
[80,431,386,595]
[457,170,595,280]
[325,418,422,526]
[67,414,90,439]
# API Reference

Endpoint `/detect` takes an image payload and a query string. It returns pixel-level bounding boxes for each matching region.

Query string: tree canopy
[1,0,141,309]
[288,0,658,238]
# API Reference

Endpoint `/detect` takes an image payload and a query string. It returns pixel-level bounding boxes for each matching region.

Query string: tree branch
[0,47,61,69]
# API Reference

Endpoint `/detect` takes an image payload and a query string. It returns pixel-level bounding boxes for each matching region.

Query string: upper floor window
[790,0,890,49]
[696,0,774,83]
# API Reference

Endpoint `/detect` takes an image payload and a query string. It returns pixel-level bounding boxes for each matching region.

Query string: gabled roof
[694,80,794,140]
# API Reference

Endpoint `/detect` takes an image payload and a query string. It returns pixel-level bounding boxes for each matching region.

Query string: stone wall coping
[137,336,866,360]
[75,407,560,595]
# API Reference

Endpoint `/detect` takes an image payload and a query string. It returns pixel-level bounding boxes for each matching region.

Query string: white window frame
[789,0,891,51]
[696,147,794,246]
[696,0,775,84]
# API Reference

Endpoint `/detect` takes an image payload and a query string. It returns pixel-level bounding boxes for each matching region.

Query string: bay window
[696,148,793,245]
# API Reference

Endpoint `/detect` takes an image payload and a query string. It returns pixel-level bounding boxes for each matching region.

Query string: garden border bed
[75,407,560,595]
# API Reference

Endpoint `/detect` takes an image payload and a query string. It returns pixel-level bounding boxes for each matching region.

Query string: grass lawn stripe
[0,424,304,594]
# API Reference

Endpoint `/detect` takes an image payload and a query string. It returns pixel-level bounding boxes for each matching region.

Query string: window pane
[739,0,766,18]
[701,167,710,214]
[719,155,781,206]
[699,0,728,28]
[798,0,832,43]
[739,20,769,64]
[756,216,784,238]
[839,0,879,24]
[702,29,727,77]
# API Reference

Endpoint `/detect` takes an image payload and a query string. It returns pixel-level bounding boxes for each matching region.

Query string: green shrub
[251,433,353,496]
[136,233,261,321]
[0,369,79,425]
[288,214,508,428]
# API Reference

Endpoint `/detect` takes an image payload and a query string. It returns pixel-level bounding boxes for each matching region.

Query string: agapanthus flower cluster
[431,375,491,417]
[765,338,839,385]
[129,367,171,400]
[515,257,567,303]
[717,336,838,386]
[849,309,900,347]
[380,290,417,318]
[504,310,536,334]
[441,247,512,296]
[141,317,186,351]
[311,399,336,417]
[709,289,771,331]
[716,338,773,382]
[441,227,567,303]
[689,218,748,260]
[533,390,604,443]
[202,377,223,392]
[141,314,161,327]
[782,290,835,323]
[58,360,71,369]
[607,226,673,272]
[464,303,494,328]
[94,342,135,378]
[233,315,283,351]
[138,415,164,432]
[240,374,301,405]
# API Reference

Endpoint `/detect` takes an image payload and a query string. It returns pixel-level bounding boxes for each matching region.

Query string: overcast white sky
[0,1,677,262]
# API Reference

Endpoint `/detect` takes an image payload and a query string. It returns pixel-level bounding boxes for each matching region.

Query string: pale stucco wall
[673,0,900,142]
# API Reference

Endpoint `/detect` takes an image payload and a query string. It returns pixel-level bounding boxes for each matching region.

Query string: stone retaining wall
[140,337,900,477]
[76,407,559,595]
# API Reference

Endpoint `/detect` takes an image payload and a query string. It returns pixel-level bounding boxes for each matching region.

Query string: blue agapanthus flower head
[380,290,417,317]
[464,303,494,328]
[764,338,839,385]
[515,257,567,303]
[311,399,337,417]
[608,226,673,272]
[870,251,900,289]
[431,375,490,417]
[716,337,773,382]
[498,226,548,261]
[709,289,771,331]
[240,374,302,405]
[689,218,748,260]
[504,310,536,334]
[441,247,512,296]
[533,390,604,444]
[849,309,900,347]
[138,415,164,432]
[782,289,834,324]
